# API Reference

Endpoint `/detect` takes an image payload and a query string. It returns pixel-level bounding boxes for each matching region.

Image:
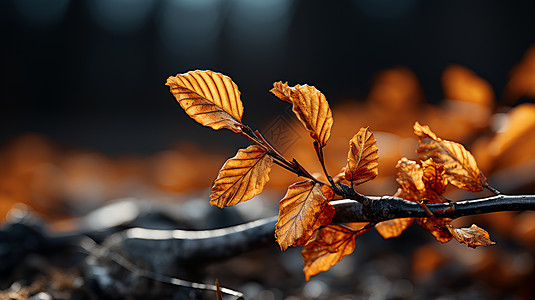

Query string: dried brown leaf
[210,145,272,208]
[395,158,425,201]
[344,127,379,185]
[270,81,291,103]
[166,70,244,133]
[446,224,496,248]
[375,218,414,239]
[421,158,448,203]
[315,202,336,228]
[414,122,486,192]
[321,184,335,201]
[270,82,333,147]
[275,181,328,250]
[301,224,357,281]
[417,218,453,243]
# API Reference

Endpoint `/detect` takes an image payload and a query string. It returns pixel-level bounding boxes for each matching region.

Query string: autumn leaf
[275,181,329,250]
[421,158,447,195]
[315,202,336,228]
[166,70,244,133]
[421,159,448,203]
[395,158,424,201]
[414,122,486,192]
[344,127,379,185]
[210,145,272,208]
[446,224,496,248]
[321,184,335,201]
[301,224,357,281]
[270,81,292,103]
[270,82,333,147]
[417,218,453,243]
[375,218,414,239]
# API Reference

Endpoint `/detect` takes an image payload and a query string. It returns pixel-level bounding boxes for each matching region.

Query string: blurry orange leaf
[301,224,357,281]
[275,181,328,250]
[442,65,494,106]
[417,218,453,243]
[446,224,496,249]
[503,46,535,103]
[395,158,424,201]
[166,70,244,133]
[210,145,272,208]
[375,218,414,239]
[414,122,486,192]
[344,127,379,185]
[270,82,333,147]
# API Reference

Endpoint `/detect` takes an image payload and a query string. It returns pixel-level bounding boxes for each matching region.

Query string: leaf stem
[483,184,501,195]
[241,126,327,186]
[314,141,330,180]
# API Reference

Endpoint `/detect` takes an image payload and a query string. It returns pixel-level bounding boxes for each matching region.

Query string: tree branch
[99,194,535,269]
[331,194,535,223]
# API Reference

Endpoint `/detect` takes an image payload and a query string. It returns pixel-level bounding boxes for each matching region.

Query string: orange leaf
[344,127,379,185]
[270,82,333,147]
[446,224,496,248]
[375,218,414,239]
[315,202,336,228]
[166,70,244,133]
[421,158,447,195]
[210,145,272,207]
[421,158,448,203]
[395,158,425,201]
[321,184,335,201]
[416,218,453,243]
[270,81,292,103]
[301,224,357,281]
[275,181,328,250]
[414,122,486,192]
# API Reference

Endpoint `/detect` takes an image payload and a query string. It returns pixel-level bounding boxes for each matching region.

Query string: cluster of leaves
[166,70,496,281]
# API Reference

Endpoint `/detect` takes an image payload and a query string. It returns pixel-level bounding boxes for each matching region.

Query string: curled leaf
[446,224,496,248]
[270,81,291,103]
[414,122,486,192]
[301,224,357,281]
[321,184,335,201]
[275,181,328,250]
[421,158,448,195]
[417,218,453,243]
[375,218,414,239]
[210,145,272,208]
[270,82,333,147]
[344,127,379,185]
[395,158,424,201]
[421,158,448,203]
[315,202,336,228]
[166,70,244,133]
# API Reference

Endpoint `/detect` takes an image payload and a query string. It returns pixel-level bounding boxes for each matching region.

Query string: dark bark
[331,194,535,223]
[102,194,535,268]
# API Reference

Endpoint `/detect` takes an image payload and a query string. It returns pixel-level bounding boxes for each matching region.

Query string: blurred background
[1,0,535,299]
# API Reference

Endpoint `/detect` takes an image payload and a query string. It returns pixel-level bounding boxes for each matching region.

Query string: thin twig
[314,141,330,179]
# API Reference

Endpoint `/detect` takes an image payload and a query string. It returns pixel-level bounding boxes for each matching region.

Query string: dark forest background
[2,0,534,155]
